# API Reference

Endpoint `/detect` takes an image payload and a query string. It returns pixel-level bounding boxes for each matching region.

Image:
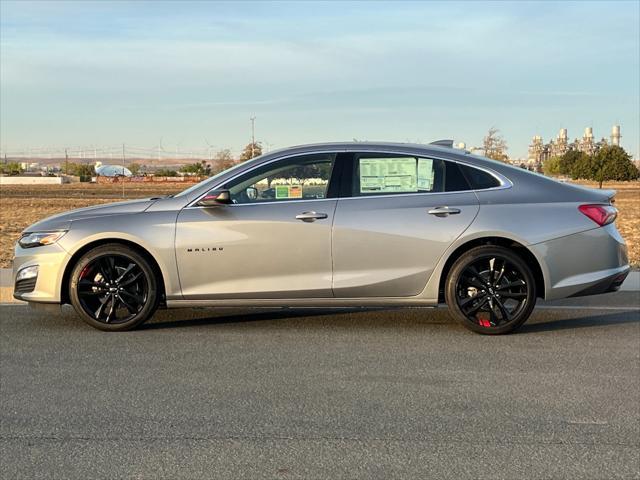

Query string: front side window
[351,154,473,196]
[225,153,336,204]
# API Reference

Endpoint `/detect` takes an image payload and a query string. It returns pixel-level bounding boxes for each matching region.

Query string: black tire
[445,245,536,335]
[69,243,159,331]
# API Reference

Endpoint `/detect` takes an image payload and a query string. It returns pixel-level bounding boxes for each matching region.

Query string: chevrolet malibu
[13,141,630,334]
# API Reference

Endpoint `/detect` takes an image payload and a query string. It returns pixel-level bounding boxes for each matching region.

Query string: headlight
[18,231,67,249]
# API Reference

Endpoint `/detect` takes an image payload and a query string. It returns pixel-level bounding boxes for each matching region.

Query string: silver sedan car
[13,141,630,333]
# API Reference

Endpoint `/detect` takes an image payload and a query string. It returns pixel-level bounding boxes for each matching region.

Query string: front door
[175,153,338,299]
[332,153,479,297]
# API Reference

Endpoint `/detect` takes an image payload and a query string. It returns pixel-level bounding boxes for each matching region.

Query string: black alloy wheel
[69,244,159,331]
[445,246,536,334]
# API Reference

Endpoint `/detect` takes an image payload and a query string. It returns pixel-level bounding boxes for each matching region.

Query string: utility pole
[65,148,69,175]
[250,115,256,158]
[122,143,126,198]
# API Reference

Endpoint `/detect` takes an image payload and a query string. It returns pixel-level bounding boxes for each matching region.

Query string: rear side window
[458,164,501,190]
[350,154,472,196]
[353,154,444,195]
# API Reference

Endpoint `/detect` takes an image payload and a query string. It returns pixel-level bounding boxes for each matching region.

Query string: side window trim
[187,150,511,206]
[225,153,337,204]
[188,150,345,208]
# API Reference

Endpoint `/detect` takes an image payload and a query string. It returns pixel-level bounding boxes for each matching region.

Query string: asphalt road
[1,292,639,479]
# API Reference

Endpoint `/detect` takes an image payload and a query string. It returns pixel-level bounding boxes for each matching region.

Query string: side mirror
[246,186,258,200]
[196,190,232,207]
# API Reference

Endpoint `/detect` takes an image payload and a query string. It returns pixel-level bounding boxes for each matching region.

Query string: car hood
[23,198,158,233]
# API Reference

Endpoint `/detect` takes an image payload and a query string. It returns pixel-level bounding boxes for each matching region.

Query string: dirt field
[1,180,638,269]
[0,183,186,269]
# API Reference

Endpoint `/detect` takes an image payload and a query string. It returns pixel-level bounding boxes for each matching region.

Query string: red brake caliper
[79,265,90,279]
[477,312,491,328]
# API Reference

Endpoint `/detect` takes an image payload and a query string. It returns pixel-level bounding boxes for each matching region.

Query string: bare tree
[212,149,236,174]
[483,127,509,162]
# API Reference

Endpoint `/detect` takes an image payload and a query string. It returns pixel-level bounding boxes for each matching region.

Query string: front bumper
[12,243,70,303]
[531,223,630,300]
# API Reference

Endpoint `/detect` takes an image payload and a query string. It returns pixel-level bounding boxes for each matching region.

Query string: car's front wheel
[69,244,159,331]
[445,246,536,334]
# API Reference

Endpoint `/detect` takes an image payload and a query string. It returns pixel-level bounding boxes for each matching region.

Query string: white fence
[0,176,70,185]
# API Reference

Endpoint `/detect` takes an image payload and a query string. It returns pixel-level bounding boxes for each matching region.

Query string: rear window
[458,164,501,190]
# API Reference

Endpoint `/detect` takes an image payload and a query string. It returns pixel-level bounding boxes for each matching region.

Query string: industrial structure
[527,125,622,169]
[94,161,132,177]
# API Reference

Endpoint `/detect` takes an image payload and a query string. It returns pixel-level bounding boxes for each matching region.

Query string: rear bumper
[531,223,630,300]
[568,267,630,297]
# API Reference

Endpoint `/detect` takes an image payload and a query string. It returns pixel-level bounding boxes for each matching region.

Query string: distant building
[19,162,41,172]
[578,127,597,156]
[528,135,550,168]
[528,125,621,169]
[550,128,570,158]
[95,164,132,177]
[611,125,621,146]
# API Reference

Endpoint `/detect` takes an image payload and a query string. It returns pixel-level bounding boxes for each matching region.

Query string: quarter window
[458,163,501,189]
[225,153,336,204]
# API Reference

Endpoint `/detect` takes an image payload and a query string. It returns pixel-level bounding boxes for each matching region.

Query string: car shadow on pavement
[139,307,639,333]
[519,310,640,333]
[140,307,374,330]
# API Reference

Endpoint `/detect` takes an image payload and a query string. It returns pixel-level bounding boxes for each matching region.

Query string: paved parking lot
[1,292,639,479]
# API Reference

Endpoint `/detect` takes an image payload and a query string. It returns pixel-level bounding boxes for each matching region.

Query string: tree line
[481,127,638,188]
[0,142,264,178]
[141,142,263,178]
[543,145,638,188]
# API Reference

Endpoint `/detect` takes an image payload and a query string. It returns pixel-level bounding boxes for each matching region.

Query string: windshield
[173,161,250,198]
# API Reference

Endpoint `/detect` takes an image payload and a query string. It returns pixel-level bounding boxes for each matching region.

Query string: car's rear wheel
[445,246,536,334]
[69,244,159,331]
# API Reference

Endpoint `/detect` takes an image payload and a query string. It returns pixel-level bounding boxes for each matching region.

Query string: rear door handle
[295,211,328,222]
[428,206,461,217]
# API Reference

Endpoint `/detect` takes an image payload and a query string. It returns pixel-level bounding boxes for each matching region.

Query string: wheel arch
[60,238,167,306]
[437,236,546,302]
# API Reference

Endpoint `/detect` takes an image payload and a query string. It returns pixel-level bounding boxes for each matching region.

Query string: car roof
[265,141,458,157]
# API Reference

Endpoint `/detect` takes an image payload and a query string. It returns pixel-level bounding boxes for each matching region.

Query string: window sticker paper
[417,158,434,191]
[359,157,417,193]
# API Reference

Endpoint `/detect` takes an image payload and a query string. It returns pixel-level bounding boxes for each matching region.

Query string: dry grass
[1,180,638,269]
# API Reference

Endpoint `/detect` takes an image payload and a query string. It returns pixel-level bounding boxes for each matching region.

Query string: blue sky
[1,0,639,158]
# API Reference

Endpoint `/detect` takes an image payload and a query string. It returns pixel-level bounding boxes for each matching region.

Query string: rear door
[332,153,479,297]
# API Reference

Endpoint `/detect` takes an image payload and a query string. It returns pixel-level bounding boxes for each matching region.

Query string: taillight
[578,204,617,226]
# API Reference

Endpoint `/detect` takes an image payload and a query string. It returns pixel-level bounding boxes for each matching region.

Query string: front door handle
[295,211,328,222]
[428,206,461,217]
